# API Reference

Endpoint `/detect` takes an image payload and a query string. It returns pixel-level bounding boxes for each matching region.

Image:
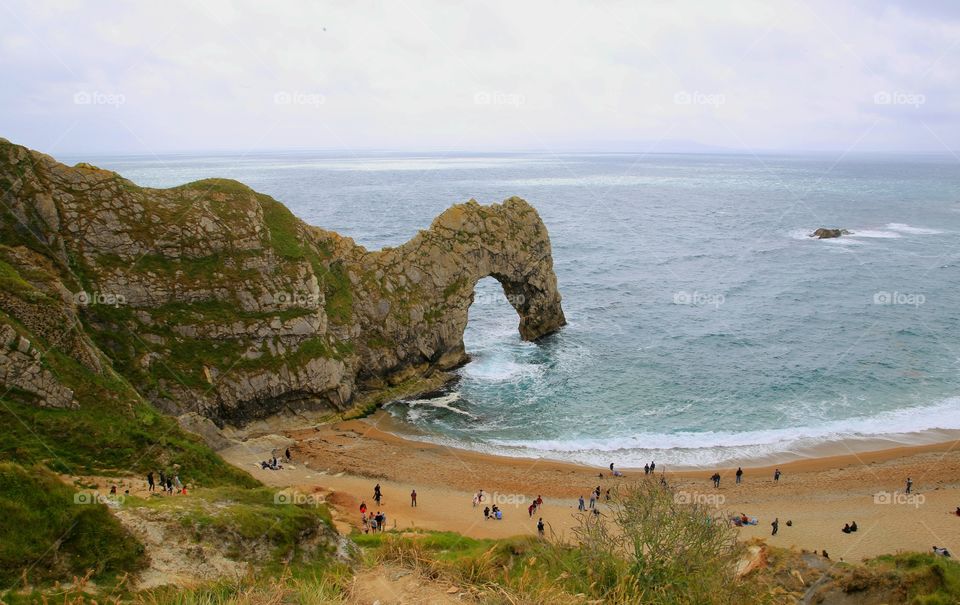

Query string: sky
[1,0,959,155]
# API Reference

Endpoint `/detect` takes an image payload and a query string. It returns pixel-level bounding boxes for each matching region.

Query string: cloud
[1,0,958,154]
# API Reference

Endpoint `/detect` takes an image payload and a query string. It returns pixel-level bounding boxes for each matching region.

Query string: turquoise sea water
[67,150,960,467]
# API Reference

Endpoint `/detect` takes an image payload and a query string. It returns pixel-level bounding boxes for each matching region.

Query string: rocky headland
[0,138,565,428]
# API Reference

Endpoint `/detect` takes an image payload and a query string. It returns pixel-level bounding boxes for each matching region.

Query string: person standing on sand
[589,492,596,510]
[644,463,650,475]
[771,518,779,536]
[774,469,781,482]
[906,477,913,494]
[578,495,585,511]
[536,495,543,510]
[374,483,382,504]
[736,467,743,484]
[285,448,291,462]
[537,517,545,538]
[360,501,367,514]
[712,473,721,488]
[609,462,614,472]
[147,471,155,492]
[650,461,656,473]
[410,489,417,507]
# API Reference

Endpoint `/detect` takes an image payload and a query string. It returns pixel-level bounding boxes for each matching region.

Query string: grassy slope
[0,462,145,587]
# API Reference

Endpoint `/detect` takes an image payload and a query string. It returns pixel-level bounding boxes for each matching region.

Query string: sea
[64,150,960,469]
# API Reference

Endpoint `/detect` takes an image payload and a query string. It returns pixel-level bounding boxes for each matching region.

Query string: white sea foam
[392,397,960,468]
[885,223,944,235]
[388,391,479,420]
[846,229,901,239]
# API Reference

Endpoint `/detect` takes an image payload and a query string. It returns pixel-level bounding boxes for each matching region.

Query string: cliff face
[0,139,565,425]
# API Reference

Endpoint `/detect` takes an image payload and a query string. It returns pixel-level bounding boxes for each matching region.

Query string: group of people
[484,504,503,520]
[841,521,859,534]
[260,448,292,471]
[527,495,544,517]
[712,467,783,488]
[146,470,184,495]
[359,501,388,533]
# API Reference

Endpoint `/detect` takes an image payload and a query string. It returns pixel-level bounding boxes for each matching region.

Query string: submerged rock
[810,228,851,239]
[0,138,565,423]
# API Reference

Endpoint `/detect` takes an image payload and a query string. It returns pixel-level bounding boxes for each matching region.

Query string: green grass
[866,552,960,604]
[260,196,306,260]
[0,462,145,587]
[126,486,335,566]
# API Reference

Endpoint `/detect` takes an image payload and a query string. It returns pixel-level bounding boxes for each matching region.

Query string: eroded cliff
[0,138,565,425]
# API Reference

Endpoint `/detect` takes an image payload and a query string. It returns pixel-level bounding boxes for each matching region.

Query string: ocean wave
[885,223,944,235]
[846,230,901,239]
[387,391,479,420]
[393,397,960,468]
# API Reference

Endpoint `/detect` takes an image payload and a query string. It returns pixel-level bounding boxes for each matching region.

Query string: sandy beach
[217,412,960,563]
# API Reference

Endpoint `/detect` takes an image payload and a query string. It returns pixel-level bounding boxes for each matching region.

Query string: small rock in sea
[809,228,851,239]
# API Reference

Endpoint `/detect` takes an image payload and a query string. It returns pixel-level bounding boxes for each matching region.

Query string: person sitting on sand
[850,521,858,532]
[933,546,952,558]
[842,523,851,534]
[822,550,829,559]
[956,506,960,517]
[740,513,749,525]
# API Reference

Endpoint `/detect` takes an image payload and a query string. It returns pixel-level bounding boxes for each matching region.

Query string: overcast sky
[2,0,959,155]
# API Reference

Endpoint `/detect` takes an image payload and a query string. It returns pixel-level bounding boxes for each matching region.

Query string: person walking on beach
[536,495,543,510]
[774,469,781,482]
[906,477,913,494]
[650,461,656,473]
[736,467,743,484]
[410,489,417,507]
[374,483,382,504]
[644,463,650,476]
[360,500,367,514]
[578,495,585,511]
[537,517,545,538]
[712,473,721,488]
[771,517,779,536]
[589,492,596,510]
[147,471,155,492]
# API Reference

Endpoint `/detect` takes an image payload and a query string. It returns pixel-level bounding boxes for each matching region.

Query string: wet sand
[220,413,960,562]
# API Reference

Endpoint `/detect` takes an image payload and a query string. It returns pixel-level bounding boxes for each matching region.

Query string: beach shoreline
[219,411,960,562]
